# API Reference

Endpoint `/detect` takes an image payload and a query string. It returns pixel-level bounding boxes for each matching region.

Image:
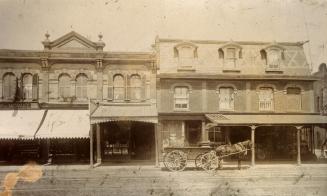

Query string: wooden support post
[181,121,185,146]
[201,121,209,143]
[90,124,94,167]
[96,123,102,165]
[296,126,302,166]
[155,124,159,167]
[251,125,256,167]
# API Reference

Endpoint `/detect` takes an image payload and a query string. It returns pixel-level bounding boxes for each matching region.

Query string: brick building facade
[155,37,326,165]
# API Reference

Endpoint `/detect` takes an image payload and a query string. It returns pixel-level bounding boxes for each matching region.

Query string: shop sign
[0,102,39,109]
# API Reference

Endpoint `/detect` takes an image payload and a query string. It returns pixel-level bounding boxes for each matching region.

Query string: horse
[214,140,252,170]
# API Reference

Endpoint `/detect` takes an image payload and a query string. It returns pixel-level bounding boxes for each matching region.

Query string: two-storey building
[155,37,327,165]
[313,63,327,157]
[0,32,158,165]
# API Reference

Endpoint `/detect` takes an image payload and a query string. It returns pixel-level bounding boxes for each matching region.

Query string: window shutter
[107,73,113,101]
[125,75,131,100]
[141,75,146,101]
[32,74,38,100]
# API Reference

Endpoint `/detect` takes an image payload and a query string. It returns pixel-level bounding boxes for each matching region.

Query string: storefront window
[208,127,224,143]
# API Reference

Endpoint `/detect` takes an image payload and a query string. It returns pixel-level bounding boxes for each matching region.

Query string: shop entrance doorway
[101,121,155,163]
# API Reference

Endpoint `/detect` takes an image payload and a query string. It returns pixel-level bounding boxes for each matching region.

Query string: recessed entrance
[100,121,155,163]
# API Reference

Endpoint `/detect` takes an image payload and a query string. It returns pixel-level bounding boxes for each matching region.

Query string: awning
[205,113,327,125]
[0,110,46,139]
[91,104,158,124]
[35,110,90,139]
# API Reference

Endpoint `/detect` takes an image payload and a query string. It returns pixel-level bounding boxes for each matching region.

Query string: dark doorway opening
[101,121,155,163]
[256,126,296,161]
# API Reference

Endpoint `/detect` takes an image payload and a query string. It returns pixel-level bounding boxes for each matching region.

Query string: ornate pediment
[42,31,105,51]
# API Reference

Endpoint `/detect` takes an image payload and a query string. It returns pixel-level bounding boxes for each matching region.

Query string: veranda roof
[90,104,158,124]
[205,113,327,126]
[35,110,90,139]
[0,110,46,139]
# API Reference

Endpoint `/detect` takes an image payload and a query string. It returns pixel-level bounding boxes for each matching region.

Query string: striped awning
[35,110,90,139]
[0,110,46,139]
[90,104,158,124]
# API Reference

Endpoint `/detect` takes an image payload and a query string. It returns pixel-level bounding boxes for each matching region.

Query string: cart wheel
[163,150,187,172]
[195,153,205,170]
[201,151,219,172]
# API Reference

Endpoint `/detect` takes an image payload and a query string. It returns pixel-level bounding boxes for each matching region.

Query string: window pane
[179,46,194,59]
[59,74,71,98]
[130,75,141,100]
[268,49,280,68]
[76,74,88,99]
[226,48,236,59]
[174,87,189,109]
[219,87,234,110]
[23,74,33,99]
[114,75,125,100]
[259,87,273,110]
[3,73,16,99]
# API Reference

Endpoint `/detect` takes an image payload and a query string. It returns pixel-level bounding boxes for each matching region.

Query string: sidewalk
[1,162,327,172]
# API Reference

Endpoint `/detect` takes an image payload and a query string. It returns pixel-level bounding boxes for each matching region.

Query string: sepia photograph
[0,0,326,195]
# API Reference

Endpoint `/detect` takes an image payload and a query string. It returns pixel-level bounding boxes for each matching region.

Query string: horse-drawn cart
[162,140,252,172]
[163,146,213,171]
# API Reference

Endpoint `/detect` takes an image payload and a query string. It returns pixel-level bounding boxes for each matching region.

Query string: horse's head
[241,140,252,149]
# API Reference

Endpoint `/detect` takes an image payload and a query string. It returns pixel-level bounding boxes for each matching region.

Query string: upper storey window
[75,74,88,100]
[286,87,302,111]
[174,86,189,110]
[174,42,198,71]
[113,74,125,101]
[218,42,242,71]
[130,74,142,100]
[258,87,274,111]
[260,43,285,72]
[22,74,33,100]
[219,87,235,111]
[59,74,71,99]
[2,73,16,100]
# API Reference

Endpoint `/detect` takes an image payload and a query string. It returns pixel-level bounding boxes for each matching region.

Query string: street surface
[0,163,326,196]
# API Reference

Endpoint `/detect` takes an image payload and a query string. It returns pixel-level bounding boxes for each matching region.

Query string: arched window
[113,75,125,100]
[226,48,237,68]
[76,74,88,100]
[267,49,280,68]
[258,87,274,111]
[218,48,224,59]
[59,74,71,98]
[174,86,189,110]
[174,42,198,69]
[2,73,16,99]
[219,87,234,110]
[22,74,33,99]
[130,75,142,100]
[286,87,302,111]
